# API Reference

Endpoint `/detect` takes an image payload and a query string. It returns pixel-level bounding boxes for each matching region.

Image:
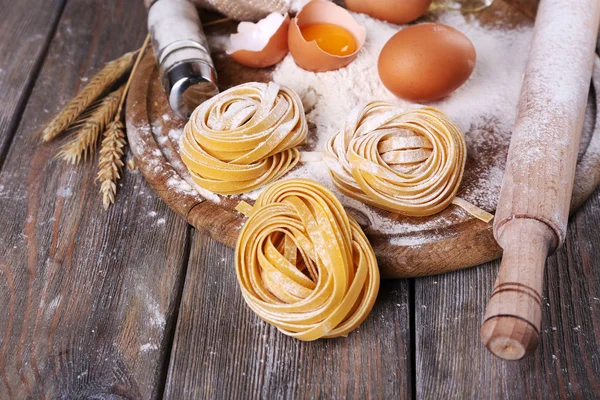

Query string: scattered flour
[157,135,169,145]
[56,186,73,198]
[143,289,166,328]
[289,0,311,13]
[167,174,221,203]
[207,34,230,52]
[151,122,163,137]
[140,343,158,352]
[44,296,61,320]
[168,128,184,141]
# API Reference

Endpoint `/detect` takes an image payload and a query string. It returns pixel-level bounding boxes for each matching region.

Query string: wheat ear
[98,35,150,209]
[41,51,137,142]
[57,85,125,165]
[98,120,127,209]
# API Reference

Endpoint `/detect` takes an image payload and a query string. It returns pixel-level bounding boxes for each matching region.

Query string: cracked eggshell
[288,0,366,72]
[227,13,290,69]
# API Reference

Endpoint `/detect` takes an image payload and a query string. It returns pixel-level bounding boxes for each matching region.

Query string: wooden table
[0,1,598,398]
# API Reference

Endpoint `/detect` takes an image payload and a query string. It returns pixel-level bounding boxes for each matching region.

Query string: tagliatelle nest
[235,178,380,340]
[180,82,307,194]
[324,102,494,223]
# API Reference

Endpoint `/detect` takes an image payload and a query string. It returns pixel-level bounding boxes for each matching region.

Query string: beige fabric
[194,0,289,21]
[145,0,290,21]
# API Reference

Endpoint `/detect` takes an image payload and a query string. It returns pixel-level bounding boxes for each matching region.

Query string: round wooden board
[126,3,600,278]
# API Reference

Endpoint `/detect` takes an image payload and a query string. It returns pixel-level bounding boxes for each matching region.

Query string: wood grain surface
[0,1,190,398]
[164,234,411,399]
[0,0,598,398]
[415,194,600,398]
[0,0,66,164]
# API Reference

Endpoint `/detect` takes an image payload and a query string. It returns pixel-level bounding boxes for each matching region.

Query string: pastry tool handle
[147,0,219,119]
[481,0,600,360]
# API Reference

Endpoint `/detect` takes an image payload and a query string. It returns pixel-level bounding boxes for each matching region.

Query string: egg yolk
[300,23,357,56]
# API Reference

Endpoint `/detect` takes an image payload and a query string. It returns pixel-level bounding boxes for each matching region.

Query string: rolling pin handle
[480,317,539,361]
[480,218,556,360]
[480,0,600,360]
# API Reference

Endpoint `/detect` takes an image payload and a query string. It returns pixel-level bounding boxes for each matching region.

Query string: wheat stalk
[97,35,151,209]
[203,17,232,27]
[127,158,137,171]
[98,120,126,209]
[57,85,125,165]
[41,51,137,142]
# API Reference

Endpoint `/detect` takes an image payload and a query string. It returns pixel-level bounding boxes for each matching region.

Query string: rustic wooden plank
[414,191,600,398]
[164,234,412,399]
[0,0,66,164]
[0,1,191,398]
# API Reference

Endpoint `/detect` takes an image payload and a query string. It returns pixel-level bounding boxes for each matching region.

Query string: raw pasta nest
[235,178,380,340]
[180,82,307,194]
[324,101,492,222]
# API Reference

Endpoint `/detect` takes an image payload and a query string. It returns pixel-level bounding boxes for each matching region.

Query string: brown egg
[288,0,366,72]
[378,23,476,102]
[345,0,433,25]
[227,13,290,69]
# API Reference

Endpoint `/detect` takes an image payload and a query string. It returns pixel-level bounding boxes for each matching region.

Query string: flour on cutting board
[146,10,599,238]
[173,11,536,235]
[127,119,221,204]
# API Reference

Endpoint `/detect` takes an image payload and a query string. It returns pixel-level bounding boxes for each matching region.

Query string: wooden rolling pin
[480,0,600,360]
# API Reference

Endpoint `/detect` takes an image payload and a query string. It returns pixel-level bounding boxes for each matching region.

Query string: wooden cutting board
[126,1,600,278]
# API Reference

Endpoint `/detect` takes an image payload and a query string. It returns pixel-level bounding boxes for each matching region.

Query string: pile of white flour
[273,12,532,140]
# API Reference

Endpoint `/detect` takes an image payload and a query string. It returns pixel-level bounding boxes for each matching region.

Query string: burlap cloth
[144,0,291,21]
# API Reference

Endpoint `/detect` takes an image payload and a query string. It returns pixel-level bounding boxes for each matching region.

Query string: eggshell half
[288,0,366,72]
[228,13,290,69]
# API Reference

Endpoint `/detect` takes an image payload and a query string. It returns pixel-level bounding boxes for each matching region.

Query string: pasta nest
[180,82,307,194]
[324,101,467,217]
[235,178,380,340]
